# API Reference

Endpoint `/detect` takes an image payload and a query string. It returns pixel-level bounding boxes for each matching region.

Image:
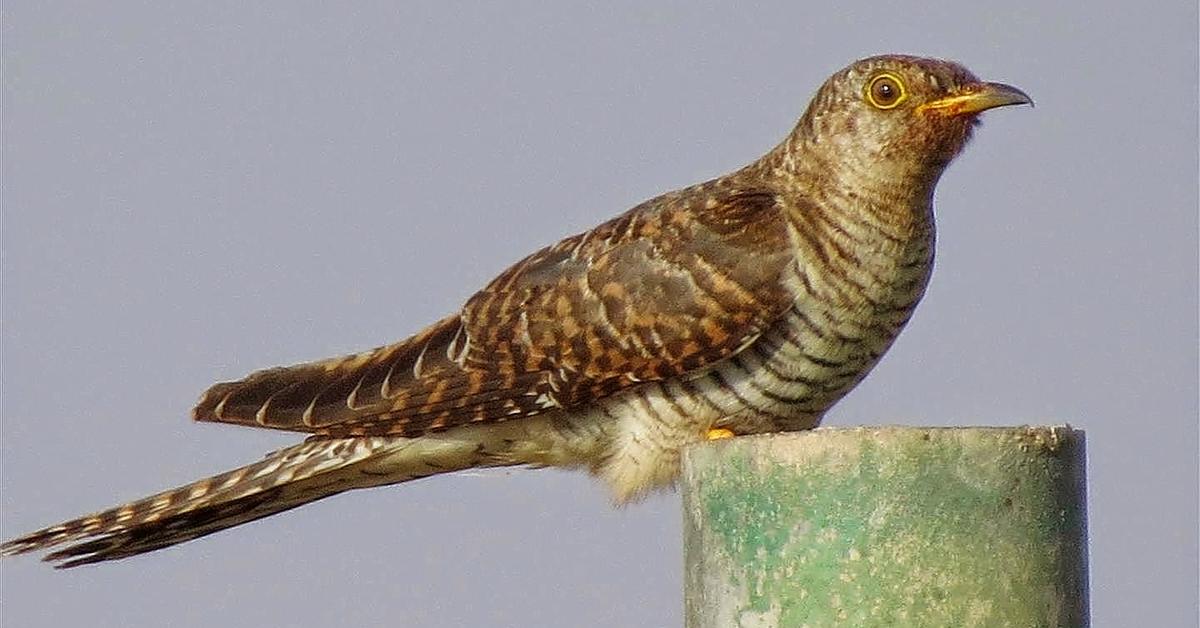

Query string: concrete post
[682,426,1087,627]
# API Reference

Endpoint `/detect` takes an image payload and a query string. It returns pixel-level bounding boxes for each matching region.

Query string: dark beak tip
[987,82,1035,108]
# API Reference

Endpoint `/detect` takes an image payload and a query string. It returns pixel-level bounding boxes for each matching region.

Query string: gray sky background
[2,2,1196,627]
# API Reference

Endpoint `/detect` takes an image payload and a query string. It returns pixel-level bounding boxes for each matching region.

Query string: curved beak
[919,82,1033,116]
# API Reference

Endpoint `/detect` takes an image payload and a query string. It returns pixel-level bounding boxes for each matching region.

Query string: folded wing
[193,184,797,437]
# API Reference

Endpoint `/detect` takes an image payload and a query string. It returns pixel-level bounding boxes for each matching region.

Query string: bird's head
[779,55,1031,199]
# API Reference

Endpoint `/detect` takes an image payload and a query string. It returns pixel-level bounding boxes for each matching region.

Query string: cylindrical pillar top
[682,426,1088,627]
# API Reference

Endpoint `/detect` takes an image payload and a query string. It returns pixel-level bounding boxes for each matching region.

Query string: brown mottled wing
[460,186,797,407]
[192,314,528,435]
[193,185,795,437]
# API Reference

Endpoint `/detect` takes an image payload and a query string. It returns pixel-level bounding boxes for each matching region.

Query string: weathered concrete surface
[682,426,1088,627]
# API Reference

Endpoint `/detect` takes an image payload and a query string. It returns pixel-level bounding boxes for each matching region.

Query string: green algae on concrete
[681,426,1088,627]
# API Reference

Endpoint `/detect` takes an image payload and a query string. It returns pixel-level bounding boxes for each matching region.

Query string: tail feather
[42,488,296,568]
[1,437,421,568]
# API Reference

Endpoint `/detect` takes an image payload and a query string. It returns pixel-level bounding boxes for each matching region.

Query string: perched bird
[2,54,1030,567]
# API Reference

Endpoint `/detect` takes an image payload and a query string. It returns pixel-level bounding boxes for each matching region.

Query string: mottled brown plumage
[194,187,794,437]
[3,54,1031,567]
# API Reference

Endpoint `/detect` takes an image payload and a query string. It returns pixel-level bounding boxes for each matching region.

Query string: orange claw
[705,428,736,441]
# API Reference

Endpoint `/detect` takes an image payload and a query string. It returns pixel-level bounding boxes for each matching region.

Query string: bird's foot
[705,428,736,441]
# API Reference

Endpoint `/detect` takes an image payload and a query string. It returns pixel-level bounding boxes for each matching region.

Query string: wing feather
[193,181,796,437]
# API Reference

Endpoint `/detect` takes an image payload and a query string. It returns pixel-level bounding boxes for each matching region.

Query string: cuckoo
[2,55,1031,567]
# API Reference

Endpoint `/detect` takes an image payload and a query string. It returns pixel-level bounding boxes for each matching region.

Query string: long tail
[1,434,495,568]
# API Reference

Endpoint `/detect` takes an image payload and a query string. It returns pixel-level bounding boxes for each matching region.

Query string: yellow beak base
[919,82,1033,116]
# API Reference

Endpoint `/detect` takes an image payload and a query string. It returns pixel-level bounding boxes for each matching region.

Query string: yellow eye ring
[866,73,907,109]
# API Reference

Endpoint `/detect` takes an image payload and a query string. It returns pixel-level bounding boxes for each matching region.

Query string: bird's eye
[866,73,907,110]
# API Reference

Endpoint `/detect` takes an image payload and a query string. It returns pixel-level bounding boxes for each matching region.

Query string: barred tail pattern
[0,436,456,567]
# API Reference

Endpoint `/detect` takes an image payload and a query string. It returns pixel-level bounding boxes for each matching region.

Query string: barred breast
[576,193,935,502]
[714,192,938,432]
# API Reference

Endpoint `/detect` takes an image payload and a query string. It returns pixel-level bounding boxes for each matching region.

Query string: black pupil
[876,80,895,101]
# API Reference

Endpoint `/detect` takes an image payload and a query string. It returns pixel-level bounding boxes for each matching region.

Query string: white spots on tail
[219,469,248,491]
[188,483,211,500]
[114,505,137,524]
[250,459,285,480]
